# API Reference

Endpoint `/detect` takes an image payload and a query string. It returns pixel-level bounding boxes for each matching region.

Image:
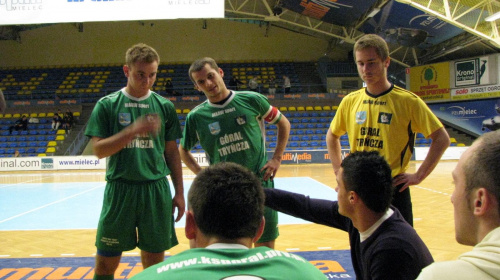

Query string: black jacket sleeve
[264,188,350,231]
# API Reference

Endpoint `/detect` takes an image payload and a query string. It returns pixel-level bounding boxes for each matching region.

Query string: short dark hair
[464,130,500,212]
[125,43,160,67]
[188,162,265,239]
[341,151,394,213]
[188,57,219,84]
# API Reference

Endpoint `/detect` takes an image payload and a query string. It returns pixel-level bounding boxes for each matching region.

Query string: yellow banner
[408,62,451,102]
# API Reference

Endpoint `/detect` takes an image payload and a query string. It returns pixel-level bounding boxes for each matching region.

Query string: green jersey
[181,91,281,175]
[85,88,182,182]
[130,244,326,279]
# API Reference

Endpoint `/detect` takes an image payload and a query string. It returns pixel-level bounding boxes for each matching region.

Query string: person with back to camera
[326,33,450,226]
[178,57,290,250]
[84,43,185,280]
[130,162,327,280]
[265,151,434,280]
[417,129,500,280]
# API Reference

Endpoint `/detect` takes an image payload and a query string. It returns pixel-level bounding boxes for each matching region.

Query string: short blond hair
[125,43,160,67]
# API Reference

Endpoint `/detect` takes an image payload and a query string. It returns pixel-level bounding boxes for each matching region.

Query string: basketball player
[85,43,184,280]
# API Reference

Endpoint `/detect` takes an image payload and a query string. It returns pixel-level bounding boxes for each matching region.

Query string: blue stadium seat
[36,147,46,153]
[27,148,36,154]
[296,130,304,135]
[300,142,308,147]
[301,136,310,141]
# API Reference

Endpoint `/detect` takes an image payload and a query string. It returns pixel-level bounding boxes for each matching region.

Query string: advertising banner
[428,98,500,136]
[408,62,451,102]
[0,0,223,26]
[0,155,105,171]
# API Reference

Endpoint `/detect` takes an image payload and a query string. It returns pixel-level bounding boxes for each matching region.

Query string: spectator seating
[0,113,71,157]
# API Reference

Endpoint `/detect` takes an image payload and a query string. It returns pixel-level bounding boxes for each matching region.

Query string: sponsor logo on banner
[281,152,312,163]
[455,59,480,87]
[37,100,55,105]
[0,0,43,12]
[41,158,54,169]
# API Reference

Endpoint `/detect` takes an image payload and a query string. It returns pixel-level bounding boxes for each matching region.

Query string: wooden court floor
[0,161,469,263]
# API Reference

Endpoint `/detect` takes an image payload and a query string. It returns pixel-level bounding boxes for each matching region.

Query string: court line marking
[0,185,104,225]
[413,185,451,196]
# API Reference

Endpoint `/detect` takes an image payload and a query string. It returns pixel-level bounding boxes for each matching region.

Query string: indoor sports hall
[1,0,499,279]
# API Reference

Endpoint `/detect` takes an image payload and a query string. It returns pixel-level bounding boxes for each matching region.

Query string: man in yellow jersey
[326,34,450,226]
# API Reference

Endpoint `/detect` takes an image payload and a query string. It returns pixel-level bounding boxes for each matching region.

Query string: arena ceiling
[1,0,499,68]
[225,0,500,67]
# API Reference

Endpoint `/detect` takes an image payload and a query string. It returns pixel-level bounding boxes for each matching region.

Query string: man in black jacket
[265,151,434,280]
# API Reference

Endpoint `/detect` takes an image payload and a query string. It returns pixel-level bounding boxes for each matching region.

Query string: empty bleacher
[0,60,309,104]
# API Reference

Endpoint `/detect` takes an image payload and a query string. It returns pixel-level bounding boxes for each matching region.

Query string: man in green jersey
[131,162,326,280]
[85,43,185,280]
[326,34,450,226]
[179,57,290,249]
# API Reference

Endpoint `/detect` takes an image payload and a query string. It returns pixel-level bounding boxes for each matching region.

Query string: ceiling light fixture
[485,11,500,22]
[367,8,380,18]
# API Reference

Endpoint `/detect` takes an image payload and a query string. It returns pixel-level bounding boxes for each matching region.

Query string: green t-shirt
[131,245,326,279]
[85,89,181,182]
[181,91,281,175]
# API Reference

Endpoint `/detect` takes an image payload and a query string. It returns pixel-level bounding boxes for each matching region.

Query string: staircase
[55,104,94,156]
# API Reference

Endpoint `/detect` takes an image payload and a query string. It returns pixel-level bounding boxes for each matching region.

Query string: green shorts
[257,178,279,243]
[95,177,178,253]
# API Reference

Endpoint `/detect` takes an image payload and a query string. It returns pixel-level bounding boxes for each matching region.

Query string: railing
[63,123,88,156]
